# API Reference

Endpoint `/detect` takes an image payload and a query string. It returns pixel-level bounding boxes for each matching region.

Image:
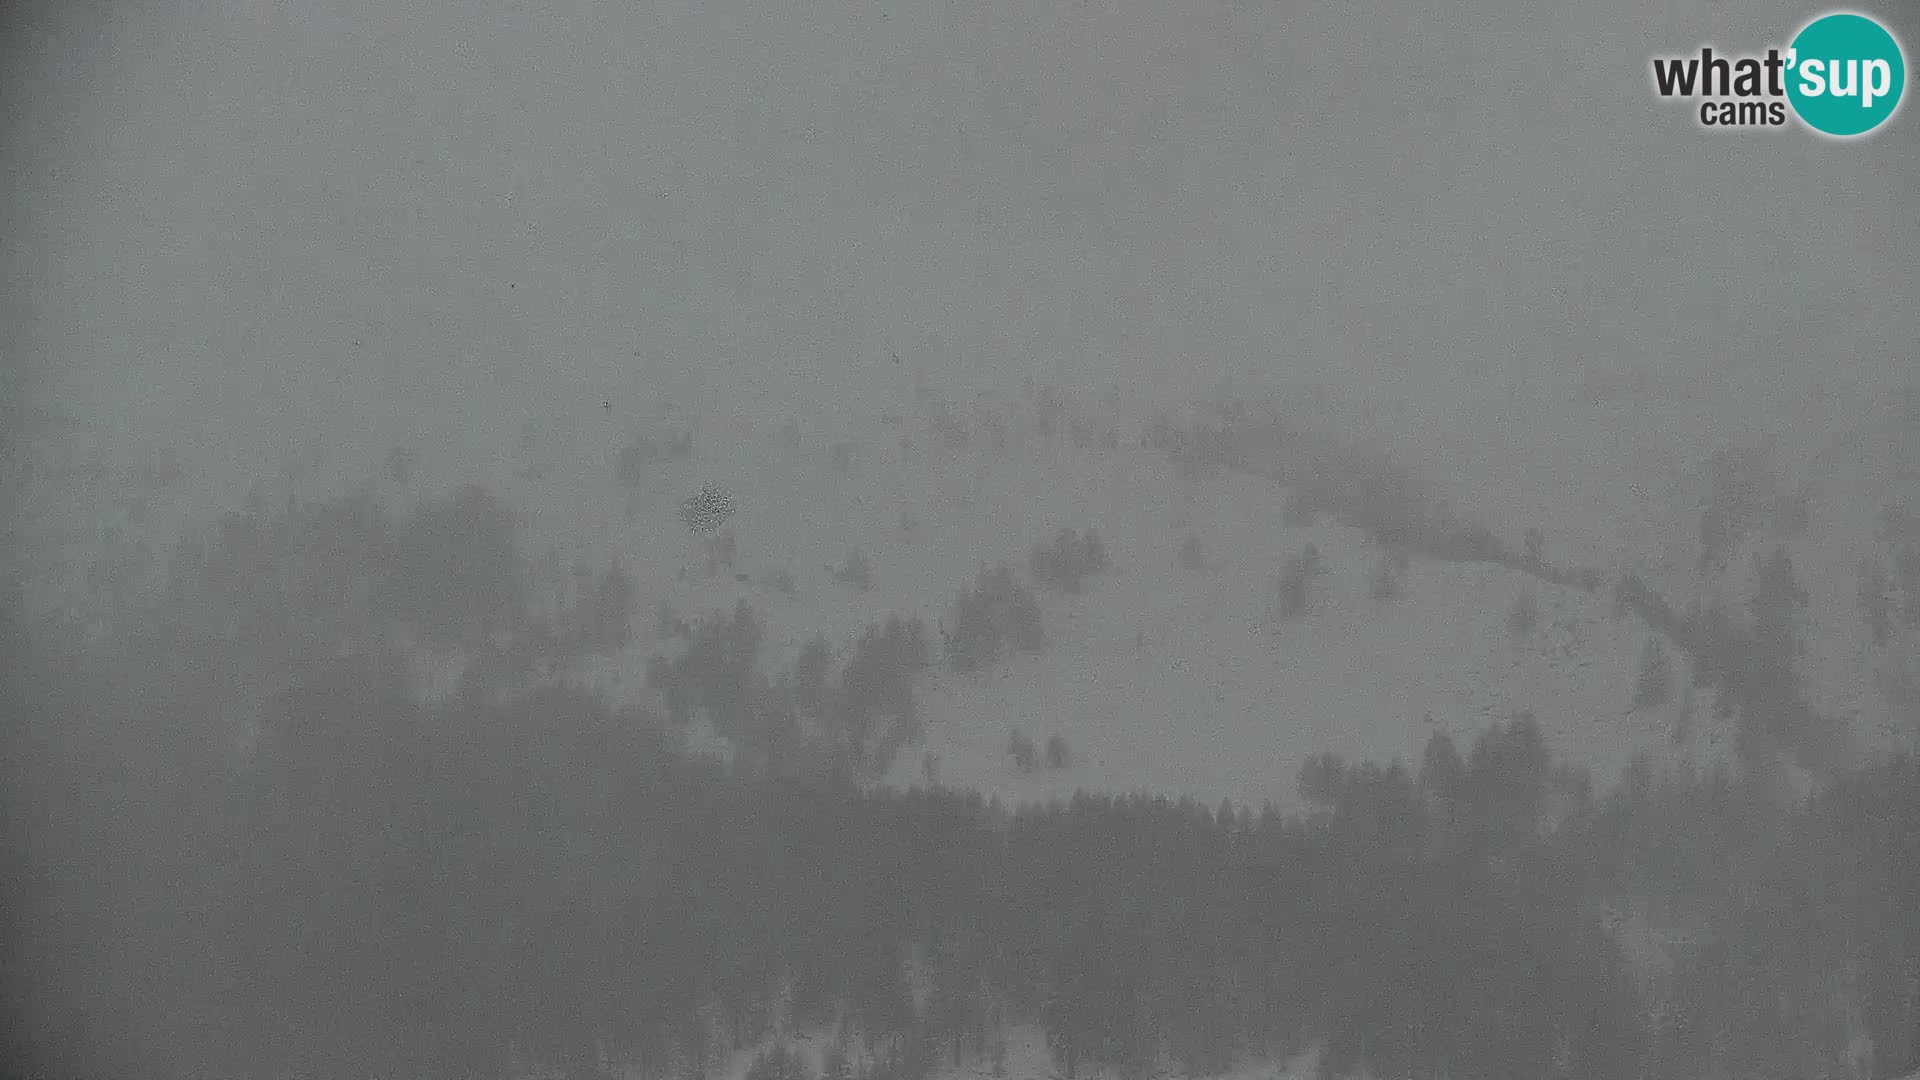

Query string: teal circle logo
[1787,12,1906,137]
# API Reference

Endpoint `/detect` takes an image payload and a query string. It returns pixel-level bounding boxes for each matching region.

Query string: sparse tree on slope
[1272,543,1321,622]
[1368,549,1404,602]
[833,548,872,591]
[1009,730,1037,773]
[1031,528,1110,593]
[947,565,1043,672]
[1508,587,1540,638]
[1632,637,1674,712]
[1046,734,1070,770]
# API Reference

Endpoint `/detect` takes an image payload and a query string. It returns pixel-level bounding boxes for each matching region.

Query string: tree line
[14,587,1920,1080]
[7,470,1914,1080]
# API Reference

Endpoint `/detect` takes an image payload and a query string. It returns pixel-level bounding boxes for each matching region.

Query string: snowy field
[19,368,1916,813]
[458,374,1915,811]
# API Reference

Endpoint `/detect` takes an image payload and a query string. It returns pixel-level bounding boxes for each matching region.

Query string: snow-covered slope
[483,385,1880,812]
[678,1025,1321,1080]
[27,370,1915,812]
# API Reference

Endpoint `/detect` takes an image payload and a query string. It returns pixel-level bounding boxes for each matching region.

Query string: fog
[4,0,1919,1075]
[10,0,1916,501]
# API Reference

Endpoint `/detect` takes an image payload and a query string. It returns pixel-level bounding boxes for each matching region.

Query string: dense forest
[7,597,1919,1080]
[4,446,1916,1080]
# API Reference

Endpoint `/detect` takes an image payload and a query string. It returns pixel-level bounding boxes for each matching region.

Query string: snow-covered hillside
[527,1023,1324,1080]
[449,377,1914,811]
[21,369,1915,812]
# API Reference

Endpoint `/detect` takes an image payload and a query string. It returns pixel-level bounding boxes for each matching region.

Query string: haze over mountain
[4,0,1918,1077]
[7,0,1916,521]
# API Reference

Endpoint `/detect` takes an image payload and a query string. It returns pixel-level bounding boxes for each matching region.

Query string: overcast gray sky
[5,0,1916,528]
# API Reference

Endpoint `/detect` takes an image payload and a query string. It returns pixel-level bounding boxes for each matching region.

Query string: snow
[698,1026,1324,1080]
[507,386,1891,813]
[31,369,1917,813]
